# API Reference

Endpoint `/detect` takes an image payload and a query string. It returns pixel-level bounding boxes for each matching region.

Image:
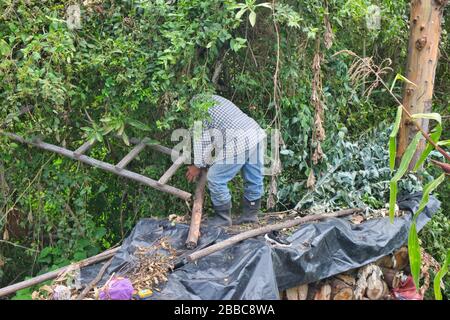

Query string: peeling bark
[397,0,448,167]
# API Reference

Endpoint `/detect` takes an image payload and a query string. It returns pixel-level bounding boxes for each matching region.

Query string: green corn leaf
[434,250,450,300]
[390,73,417,92]
[389,105,403,171]
[411,113,442,124]
[408,222,421,290]
[413,174,445,221]
[413,124,442,172]
[389,132,421,222]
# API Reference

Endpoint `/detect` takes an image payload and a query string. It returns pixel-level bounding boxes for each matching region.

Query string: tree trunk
[397,0,448,167]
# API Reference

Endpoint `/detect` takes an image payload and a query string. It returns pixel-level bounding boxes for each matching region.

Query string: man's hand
[186,165,201,182]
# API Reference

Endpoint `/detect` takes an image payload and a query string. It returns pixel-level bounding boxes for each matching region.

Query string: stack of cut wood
[281,246,411,300]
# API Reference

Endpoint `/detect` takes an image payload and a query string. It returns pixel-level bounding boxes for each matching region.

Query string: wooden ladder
[1,107,191,201]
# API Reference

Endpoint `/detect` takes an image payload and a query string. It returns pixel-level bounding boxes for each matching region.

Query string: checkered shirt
[193,95,266,168]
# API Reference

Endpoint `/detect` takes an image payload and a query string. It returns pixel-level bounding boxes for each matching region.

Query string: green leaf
[413,174,445,221]
[389,105,403,171]
[434,250,450,300]
[411,113,442,124]
[413,124,442,172]
[127,119,151,131]
[437,139,450,146]
[389,132,421,222]
[408,222,421,290]
[236,8,247,20]
[390,73,416,92]
[256,3,273,9]
[249,10,256,27]
[0,39,11,56]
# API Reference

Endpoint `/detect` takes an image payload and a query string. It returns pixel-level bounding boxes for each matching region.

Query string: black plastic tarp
[80,192,440,300]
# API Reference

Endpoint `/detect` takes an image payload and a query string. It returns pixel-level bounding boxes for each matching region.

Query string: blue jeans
[207,144,264,207]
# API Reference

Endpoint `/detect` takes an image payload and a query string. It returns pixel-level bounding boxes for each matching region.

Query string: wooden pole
[186,208,362,263]
[0,247,120,298]
[185,169,208,249]
[397,0,448,168]
[1,132,192,201]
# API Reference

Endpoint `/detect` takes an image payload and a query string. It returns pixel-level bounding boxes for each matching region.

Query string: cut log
[393,246,409,270]
[380,267,403,289]
[185,169,207,249]
[333,287,353,300]
[330,278,354,300]
[314,283,331,300]
[285,284,308,300]
[366,272,386,300]
[355,263,385,300]
[375,255,395,269]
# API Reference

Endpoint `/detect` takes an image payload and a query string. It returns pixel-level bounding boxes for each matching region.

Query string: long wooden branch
[186,208,362,263]
[185,169,208,249]
[0,247,120,298]
[1,132,192,201]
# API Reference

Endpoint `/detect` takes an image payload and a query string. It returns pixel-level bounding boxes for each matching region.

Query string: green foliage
[0,0,449,299]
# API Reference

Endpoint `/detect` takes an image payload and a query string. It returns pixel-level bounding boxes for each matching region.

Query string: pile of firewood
[281,246,437,300]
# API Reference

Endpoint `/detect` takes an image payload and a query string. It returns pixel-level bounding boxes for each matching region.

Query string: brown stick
[186,208,362,262]
[76,258,113,300]
[185,169,208,249]
[1,132,192,201]
[0,247,120,298]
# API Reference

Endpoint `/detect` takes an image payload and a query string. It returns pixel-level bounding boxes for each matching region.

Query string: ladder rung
[158,154,188,184]
[74,140,95,157]
[115,142,146,170]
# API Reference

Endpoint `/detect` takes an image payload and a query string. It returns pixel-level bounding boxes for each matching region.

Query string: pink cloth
[392,275,423,300]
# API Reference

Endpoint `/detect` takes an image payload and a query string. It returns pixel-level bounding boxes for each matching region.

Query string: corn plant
[388,77,448,299]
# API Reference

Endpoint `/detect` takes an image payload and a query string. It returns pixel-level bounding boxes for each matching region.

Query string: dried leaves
[122,238,176,292]
[334,50,393,98]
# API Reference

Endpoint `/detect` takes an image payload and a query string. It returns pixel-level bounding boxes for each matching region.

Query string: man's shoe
[235,198,261,225]
[209,202,232,227]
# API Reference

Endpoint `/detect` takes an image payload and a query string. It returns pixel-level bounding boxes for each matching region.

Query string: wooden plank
[185,169,207,249]
[2,132,192,201]
[74,140,95,158]
[115,141,146,170]
[0,247,120,298]
[158,154,187,184]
